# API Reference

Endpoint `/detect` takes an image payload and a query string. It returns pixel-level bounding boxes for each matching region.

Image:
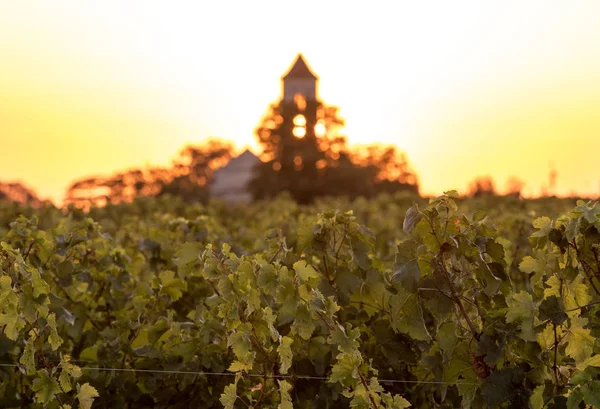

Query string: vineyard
[1,191,599,408]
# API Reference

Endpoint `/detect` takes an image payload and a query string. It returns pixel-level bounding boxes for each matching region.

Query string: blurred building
[281,53,318,102]
[211,150,260,203]
[211,54,319,203]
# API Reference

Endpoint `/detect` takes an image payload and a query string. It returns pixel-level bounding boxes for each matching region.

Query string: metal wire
[0,363,479,385]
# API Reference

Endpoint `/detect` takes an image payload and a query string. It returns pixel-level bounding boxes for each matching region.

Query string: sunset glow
[1,1,600,203]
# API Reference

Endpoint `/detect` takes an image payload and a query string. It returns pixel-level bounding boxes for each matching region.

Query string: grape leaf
[32,369,61,404]
[159,270,187,302]
[529,384,545,409]
[565,316,594,363]
[293,260,319,282]
[278,380,293,409]
[278,336,293,374]
[505,291,536,341]
[0,310,25,341]
[31,267,50,298]
[220,381,238,409]
[403,206,422,234]
[577,354,600,371]
[389,287,430,341]
[47,313,63,351]
[19,330,36,375]
[0,276,18,310]
[77,383,100,409]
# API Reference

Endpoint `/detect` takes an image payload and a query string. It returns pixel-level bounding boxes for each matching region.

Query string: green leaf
[456,370,480,409]
[19,330,37,375]
[392,241,420,293]
[227,324,255,365]
[481,367,524,408]
[32,369,61,404]
[47,313,63,351]
[581,381,600,407]
[390,394,412,408]
[278,336,293,374]
[59,354,83,393]
[389,287,430,341]
[79,343,99,362]
[220,380,238,409]
[330,352,359,386]
[228,360,253,373]
[0,275,18,310]
[293,260,319,282]
[577,354,600,371]
[291,306,316,340]
[566,388,584,409]
[544,274,591,316]
[76,383,100,409]
[437,322,458,362]
[519,256,545,275]
[173,242,203,278]
[565,316,594,363]
[0,310,25,341]
[159,270,187,302]
[529,384,544,409]
[505,291,536,341]
[31,267,50,298]
[538,296,567,325]
[278,380,293,409]
[403,206,422,234]
[531,217,552,238]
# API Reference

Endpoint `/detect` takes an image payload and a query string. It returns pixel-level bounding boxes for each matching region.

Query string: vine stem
[425,213,480,341]
[357,369,379,409]
[437,258,480,341]
[571,241,600,296]
[552,323,560,393]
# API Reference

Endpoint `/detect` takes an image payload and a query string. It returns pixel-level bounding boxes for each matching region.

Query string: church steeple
[281,53,318,102]
[281,54,318,80]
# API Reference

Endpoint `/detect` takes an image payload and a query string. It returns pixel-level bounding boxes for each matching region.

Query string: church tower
[273,54,323,189]
[278,54,321,148]
[281,53,318,102]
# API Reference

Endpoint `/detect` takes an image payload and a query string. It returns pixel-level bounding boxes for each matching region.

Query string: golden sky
[1,1,599,203]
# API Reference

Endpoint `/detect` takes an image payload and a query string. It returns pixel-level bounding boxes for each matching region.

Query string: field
[1,192,599,408]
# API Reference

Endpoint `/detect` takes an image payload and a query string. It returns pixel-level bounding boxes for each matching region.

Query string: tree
[160,138,233,201]
[467,176,496,197]
[505,176,525,197]
[0,181,44,207]
[64,138,233,209]
[250,97,419,203]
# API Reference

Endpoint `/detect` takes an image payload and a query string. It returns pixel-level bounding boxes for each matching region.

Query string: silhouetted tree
[505,176,525,197]
[468,176,496,197]
[64,138,233,209]
[159,138,233,201]
[0,181,44,207]
[249,97,419,203]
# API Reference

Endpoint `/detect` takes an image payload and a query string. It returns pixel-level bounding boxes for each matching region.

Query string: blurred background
[1,1,599,207]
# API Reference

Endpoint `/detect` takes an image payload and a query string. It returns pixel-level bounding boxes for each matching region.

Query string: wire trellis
[0,362,480,386]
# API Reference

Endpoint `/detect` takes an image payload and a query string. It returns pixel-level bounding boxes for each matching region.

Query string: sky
[1,1,599,204]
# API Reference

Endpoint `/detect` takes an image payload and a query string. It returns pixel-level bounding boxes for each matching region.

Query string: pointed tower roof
[281,54,318,80]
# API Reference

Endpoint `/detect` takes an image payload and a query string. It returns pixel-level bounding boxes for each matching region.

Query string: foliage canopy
[0,193,599,408]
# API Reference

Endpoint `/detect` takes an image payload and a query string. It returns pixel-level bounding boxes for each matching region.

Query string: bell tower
[274,54,323,183]
[281,53,318,102]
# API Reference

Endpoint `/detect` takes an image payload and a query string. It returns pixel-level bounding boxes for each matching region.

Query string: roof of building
[281,54,318,80]
[211,150,260,196]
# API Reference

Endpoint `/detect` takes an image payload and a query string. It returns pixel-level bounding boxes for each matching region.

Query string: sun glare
[314,121,326,137]
[293,115,306,126]
[293,126,306,138]
[294,94,306,111]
